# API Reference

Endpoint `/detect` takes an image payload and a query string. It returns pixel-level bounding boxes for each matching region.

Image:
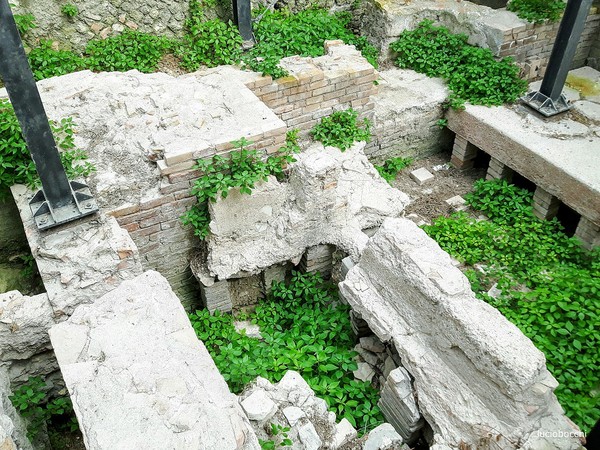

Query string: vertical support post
[522,0,594,116]
[232,0,254,45]
[0,0,98,230]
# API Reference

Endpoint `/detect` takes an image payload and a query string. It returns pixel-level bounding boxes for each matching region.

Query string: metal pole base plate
[29,181,99,230]
[521,91,571,117]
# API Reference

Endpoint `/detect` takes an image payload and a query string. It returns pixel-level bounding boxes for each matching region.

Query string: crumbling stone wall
[587,26,600,70]
[11,0,188,51]
[499,11,600,79]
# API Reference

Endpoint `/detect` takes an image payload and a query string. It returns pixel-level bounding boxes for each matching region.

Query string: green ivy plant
[259,423,293,449]
[60,3,78,18]
[507,0,564,24]
[423,179,599,432]
[28,40,85,80]
[0,99,95,198]
[391,20,527,109]
[311,109,371,151]
[374,157,412,184]
[10,377,78,440]
[181,133,298,239]
[11,5,36,36]
[189,271,384,432]
[85,30,172,73]
[175,0,242,71]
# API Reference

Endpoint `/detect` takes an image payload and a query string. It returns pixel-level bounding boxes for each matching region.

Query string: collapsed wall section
[339,218,582,450]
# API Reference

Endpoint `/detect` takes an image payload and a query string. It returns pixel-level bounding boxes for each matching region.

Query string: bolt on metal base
[521,91,571,117]
[29,181,99,230]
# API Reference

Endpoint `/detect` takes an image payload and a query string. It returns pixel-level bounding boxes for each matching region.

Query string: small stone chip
[445,195,467,211]
[240,389,277,422]
[409,168,434,185]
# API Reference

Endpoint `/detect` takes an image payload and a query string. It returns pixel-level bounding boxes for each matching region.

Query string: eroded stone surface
[11,185,143,318]
[204,142,409,280]
[49,271,259,450]
[339,218,581,449]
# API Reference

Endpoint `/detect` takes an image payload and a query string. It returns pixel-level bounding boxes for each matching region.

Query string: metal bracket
[521,91,571,117]
[29,181,99,230]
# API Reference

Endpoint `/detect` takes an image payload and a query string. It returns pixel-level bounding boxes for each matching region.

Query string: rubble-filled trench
[2,0,600,447]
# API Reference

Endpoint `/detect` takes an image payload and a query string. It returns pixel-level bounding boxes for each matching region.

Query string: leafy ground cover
[0,99,95,198]
[374,157,413,184]
[311,109,371,151]
[10,376,79,442]
[391,20,527,109]
[507,0,564,24]
[19,2,377,81]
[423,179,599,432]
[189,271,384,432]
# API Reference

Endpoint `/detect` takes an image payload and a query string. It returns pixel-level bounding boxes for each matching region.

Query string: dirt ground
[391,150,487,224]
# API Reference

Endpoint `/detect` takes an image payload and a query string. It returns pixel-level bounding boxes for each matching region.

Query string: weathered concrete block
[0,369,33,450]
[339,218,581,449]
[49,271,259,450]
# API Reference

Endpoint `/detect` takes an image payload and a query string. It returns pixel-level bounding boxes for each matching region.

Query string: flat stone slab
[447,91,600,225]
[49,271,259,450]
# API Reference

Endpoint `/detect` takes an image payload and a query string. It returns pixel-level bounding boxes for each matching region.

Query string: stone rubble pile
[239,370,408,450]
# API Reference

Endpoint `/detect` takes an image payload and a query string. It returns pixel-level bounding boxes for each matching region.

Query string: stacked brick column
[575,217,600,250]
[532,187,561,220]
[450,134,479,170]
[486,157,514,181]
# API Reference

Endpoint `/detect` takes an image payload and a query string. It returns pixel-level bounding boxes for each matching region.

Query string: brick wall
[498,10,600,79]
[587,25,600,70]
[246,41,378,136]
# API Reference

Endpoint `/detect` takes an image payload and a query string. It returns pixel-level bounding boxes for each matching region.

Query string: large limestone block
[49,271,259,450]
[339,218,581,449]
[10,189,143,318]
[360,0,525,59]
[206,142,409,279]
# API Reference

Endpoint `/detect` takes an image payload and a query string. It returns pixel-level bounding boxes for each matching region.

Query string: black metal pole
[0,0,98,229]
[232,0,254,44]
[522,0,594,116]
[0,0,74,207]
[540,0,594,100]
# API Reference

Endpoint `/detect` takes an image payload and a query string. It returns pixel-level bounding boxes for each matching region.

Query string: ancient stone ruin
[1,0,599,448]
